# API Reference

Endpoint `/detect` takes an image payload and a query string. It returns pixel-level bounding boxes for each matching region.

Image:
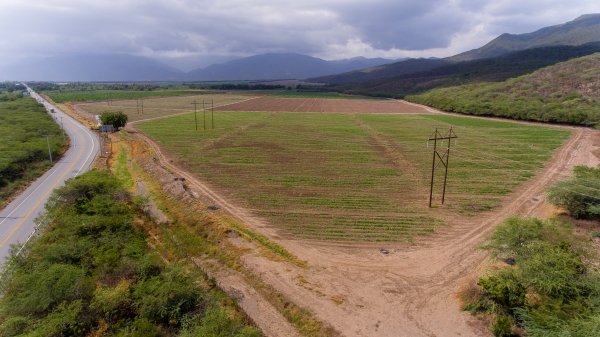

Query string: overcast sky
[1,0,599,71]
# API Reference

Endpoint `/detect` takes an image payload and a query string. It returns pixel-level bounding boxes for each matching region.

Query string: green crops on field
[137,112,571,242]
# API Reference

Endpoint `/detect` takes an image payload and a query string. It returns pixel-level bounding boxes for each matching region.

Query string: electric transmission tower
[427,127,458,207]
[191,100,198,130]
[137,98,144,114]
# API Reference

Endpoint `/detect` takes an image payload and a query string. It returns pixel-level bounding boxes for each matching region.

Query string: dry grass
[77,93,254,122]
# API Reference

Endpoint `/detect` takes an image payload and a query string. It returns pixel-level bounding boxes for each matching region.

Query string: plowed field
[213,97,433,113]
[76,94,253,122]
[136,112,571,242]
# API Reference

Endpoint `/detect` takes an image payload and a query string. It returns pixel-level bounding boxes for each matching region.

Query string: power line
[427,127,458,207]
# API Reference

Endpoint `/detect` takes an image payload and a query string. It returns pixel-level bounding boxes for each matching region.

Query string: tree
[100,111,128,130]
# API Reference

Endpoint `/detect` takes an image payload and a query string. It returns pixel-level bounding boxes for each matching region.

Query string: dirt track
[127,102,600,336]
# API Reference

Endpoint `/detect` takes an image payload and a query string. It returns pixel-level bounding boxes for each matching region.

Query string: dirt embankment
[116,104,599,336]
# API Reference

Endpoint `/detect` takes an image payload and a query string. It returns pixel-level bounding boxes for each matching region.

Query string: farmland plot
[76,93,254,122]
[213,97,431,113]
[136,111,570,242]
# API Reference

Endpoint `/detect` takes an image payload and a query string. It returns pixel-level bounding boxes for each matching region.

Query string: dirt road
[127,109,599,336]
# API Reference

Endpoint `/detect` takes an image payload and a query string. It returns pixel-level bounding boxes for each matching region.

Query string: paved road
[0,88,99,263]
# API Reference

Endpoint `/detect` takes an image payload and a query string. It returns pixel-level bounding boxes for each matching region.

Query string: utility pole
[202,100,206,130]
[137,98,144,114]
[60,116,65,141]
[43,134,52,163]
[191,100,198,131]
[211,99,214,129]
[427,127,458,207]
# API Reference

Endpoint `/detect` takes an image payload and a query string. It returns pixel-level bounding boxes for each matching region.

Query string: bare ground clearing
[120,108,600,336]
[75,93,256,122]
[214,97,437,114]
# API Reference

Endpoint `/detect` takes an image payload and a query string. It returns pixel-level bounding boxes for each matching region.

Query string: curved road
[0,88,99,263]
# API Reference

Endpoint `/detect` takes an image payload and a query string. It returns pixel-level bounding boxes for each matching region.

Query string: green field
[43,89,217,103]
[267,90,386,100]
[137,112,571,241]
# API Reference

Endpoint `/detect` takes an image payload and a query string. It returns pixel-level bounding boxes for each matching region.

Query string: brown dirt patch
[214,97,437,114]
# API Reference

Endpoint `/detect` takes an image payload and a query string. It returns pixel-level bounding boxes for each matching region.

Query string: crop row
[135,111,571,241]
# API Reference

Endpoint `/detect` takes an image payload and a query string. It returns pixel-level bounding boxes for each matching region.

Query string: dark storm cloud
[333,0,470,50]
[1,0,599,68]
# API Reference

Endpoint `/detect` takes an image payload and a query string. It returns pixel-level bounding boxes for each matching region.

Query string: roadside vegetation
[0,170,262,337]
[0,82,26,93]
[405,53,600,126]
[100,110,129,130]
[0,93,65,208]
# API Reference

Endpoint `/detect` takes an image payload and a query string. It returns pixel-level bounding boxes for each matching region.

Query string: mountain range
[0,53,399,82]
[1,14,598,82]
[448,13,600,62]
[310,13,600,85]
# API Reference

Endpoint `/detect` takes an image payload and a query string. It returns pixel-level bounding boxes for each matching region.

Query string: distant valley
[0,53,400,82]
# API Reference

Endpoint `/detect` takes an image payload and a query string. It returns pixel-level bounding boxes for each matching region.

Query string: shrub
[100,110,128,130]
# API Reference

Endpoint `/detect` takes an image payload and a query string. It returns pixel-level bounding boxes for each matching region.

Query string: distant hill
[0,54,185,82]
[308,58,451,84]
[334,44,600,98]
[448,14,600,62]
[0,53,397,82]
[405,52,600,125]
[186,53,397,81]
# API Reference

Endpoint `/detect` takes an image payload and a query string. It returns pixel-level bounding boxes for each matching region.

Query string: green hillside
[405,53,600,125]
[449,14,600,62]
[330,44,600,98]
[309,58,450,84]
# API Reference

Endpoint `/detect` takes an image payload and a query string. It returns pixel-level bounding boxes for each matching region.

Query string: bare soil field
[76,93,256,122]
[214,97,434,113]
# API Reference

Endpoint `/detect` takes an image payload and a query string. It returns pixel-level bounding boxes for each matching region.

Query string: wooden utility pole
[136,98,144,114]
[427,127,458,207]
[191,101,198,130]
[43,134,52,163]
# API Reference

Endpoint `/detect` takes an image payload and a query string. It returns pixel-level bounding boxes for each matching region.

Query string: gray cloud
[1,0,599,69]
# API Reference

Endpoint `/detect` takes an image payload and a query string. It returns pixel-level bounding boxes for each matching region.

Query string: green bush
[492,315,513,337]
[468,217,600,335]
[547,165,600,219]
[100,110,129,130]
